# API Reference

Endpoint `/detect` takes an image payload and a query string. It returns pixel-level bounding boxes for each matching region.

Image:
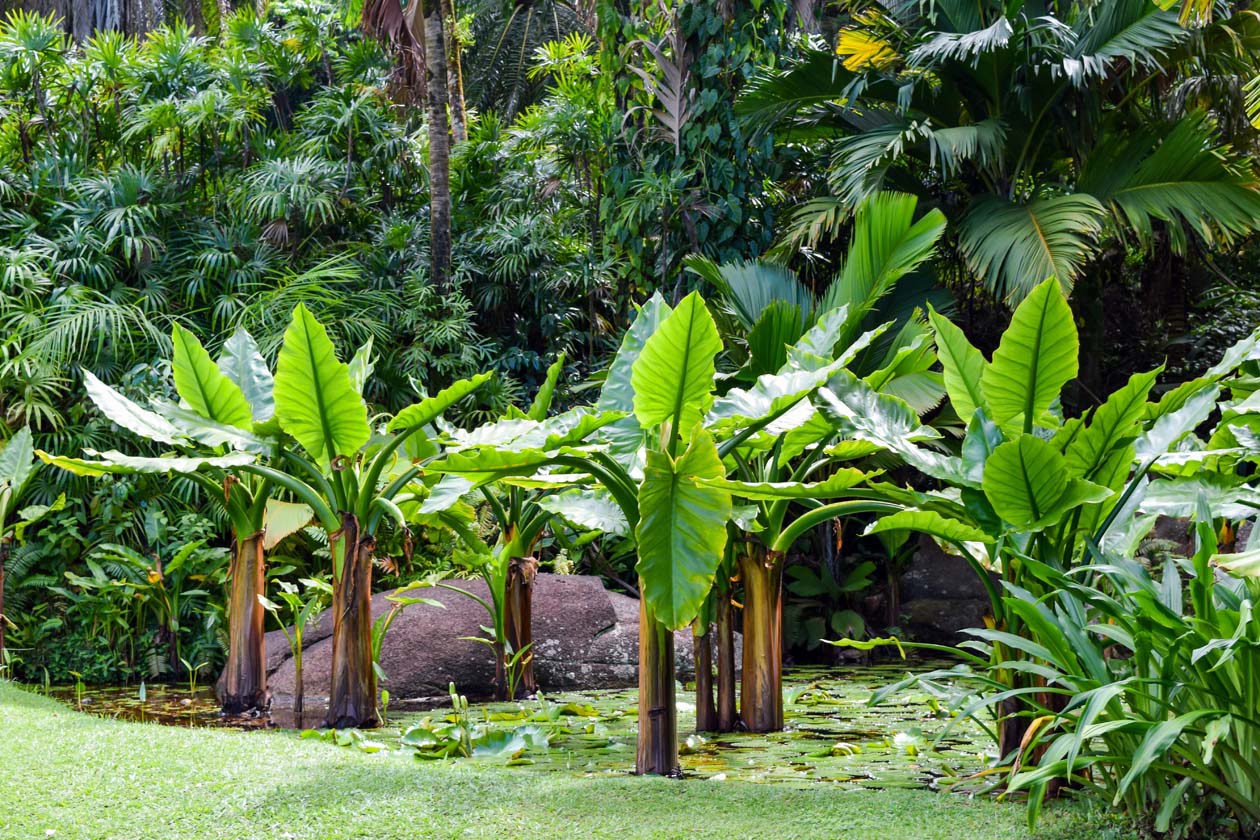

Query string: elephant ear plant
[36,326,305,715]
[427,292,828,773]
[418,352,590,700]
[238,303,491,728]
[824,278,1238,756]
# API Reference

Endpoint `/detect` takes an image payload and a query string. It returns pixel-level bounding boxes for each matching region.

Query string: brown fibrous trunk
[694,624,717,732]
[636,598,679,776]
[326,514,379,729]
[715,588,737,732]
[503,555,538,699]
[216,531,270,714]
[739,546,784,733]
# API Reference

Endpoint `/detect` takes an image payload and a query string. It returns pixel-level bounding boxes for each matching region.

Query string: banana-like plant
[234,303,491,728]
[0,428,63,668]
[685,190,947,732]
[825,278,1241,756]
[36,326,301,715]
[421,352,591,700]
[426,292,850,771]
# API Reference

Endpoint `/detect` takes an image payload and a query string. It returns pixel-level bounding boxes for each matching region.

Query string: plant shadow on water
[49,661,994,790]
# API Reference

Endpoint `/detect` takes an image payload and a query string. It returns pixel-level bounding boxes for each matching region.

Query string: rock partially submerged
[266,574,728,712]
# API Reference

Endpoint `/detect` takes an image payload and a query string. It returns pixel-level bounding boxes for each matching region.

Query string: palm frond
[1079,115,1260,251]
[957,193,1106,303]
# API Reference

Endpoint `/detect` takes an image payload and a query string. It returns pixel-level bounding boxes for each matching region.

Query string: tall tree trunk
[739,545,783,733]
[326,514,378,729]
[636,599,678,776]
[439,0,466,143]
[503,555,538,698]
[420,0,452,292]
[715,588,737,731]
[216,531,270,714]
[693,623,717,732]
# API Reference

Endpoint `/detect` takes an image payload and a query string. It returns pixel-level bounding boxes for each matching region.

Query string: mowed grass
[0,681,1135,840]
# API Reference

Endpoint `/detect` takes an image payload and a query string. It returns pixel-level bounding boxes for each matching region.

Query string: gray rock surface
[899,535,995,644]
[266,574,727,711]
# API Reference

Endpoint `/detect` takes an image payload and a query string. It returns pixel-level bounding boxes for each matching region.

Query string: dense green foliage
[5,0,1260,833]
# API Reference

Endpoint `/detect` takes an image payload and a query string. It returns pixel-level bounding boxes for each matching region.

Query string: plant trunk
[739,546,784,733]
[326,514,378,729]
[439,0,466,143]
[693,623,717,732]
[715,589,737,732]
[503,555,538,698]
[420,0,452,292]
[293,653,304,730]
[216,531,270,714]
[636,598,678,776]
[0,539,7,668]
[492,639,506,700]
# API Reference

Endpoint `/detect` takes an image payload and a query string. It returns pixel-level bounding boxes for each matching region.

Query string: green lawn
[0,681,1134,840]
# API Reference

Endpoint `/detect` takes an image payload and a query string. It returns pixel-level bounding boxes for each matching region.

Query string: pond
[47,661,994,790]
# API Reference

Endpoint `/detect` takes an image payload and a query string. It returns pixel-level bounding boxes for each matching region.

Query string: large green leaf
[537,488,630,537]
[707,365,839,432]
[1080,117,1260,251]
[982,435,1109,529]
[819,192,946,335]
[597,293,671,414]
[216,328,274,422]
[0,427,35,491]
[82,370,185,446]
[527,353,567,421]
[695,468,874,500]
[928,305,986,423]
[273,303,370,465]
[388,373,494,434]
[37,449,254,476]
[958,194,1105,302]
[631,292,722,438]
[864,509,991,545]
[816,370,969,484]
[980,278,1079,433]
[634,428,731,630]
[746,299,808,376]
[172,323,253,430]
[1064,368,1159,484]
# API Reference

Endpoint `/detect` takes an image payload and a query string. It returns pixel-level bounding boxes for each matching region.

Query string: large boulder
[899,535,995,644]
[266,574,726,712]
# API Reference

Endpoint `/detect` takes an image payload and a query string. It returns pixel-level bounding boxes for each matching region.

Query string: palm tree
[738,0,1260,306]
[420,0,453,291]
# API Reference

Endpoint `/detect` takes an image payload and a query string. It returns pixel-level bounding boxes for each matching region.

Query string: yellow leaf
[835,30,898,71]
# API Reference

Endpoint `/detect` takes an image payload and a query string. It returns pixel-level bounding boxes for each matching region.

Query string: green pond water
[46,662,995,790]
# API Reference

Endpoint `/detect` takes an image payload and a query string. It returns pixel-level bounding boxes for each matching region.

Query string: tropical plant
[738,0,1260,309]
[36,326,304,714]
[0,428,62,666]
[681,190,946,732]
[828,279,1256,755]
[258,576,333,728]
[875,512,1260,837]
[233,303,491,728]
